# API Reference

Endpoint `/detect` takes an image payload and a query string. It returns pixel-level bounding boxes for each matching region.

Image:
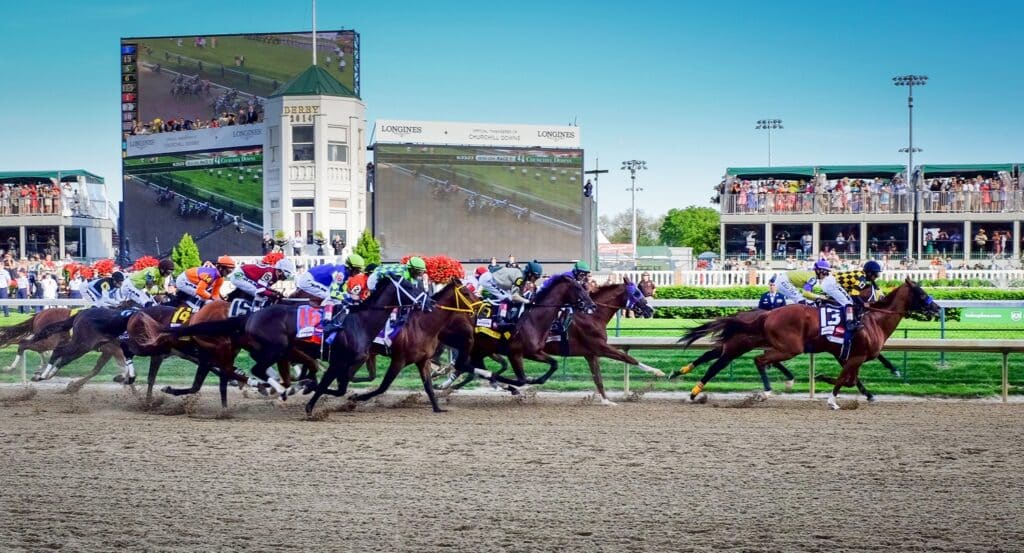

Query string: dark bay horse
[680,279,939,409]
[305,276,431,415]
[348,280,481,412]
[487,279,664,405]
[446,274,596,390]
[0,308,75,377]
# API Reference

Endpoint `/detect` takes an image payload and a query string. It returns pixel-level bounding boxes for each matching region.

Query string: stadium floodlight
[893,74,928,259]
[754,119,783,167]
[621,160,647,267]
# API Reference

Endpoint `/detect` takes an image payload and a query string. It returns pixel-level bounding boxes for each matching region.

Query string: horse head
[620,276,654,318]
[535,274,596,313]
[903,277,941,319]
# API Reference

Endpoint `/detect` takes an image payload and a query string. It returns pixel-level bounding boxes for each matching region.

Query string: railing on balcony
[720,190,1024,216]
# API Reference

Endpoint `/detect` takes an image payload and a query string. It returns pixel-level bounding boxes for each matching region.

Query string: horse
[484,279,664,405]
[27,307,139,393]
[675,285,905,400]
[0,308,75,377]
[446,274,597,390]
[348,280,480,412]
[680,279,940,409]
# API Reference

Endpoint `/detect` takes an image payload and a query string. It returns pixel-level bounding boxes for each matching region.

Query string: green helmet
[408,256,427,271]
[524,261,543,278]
[346,253,365,269]
[573,261,591,273]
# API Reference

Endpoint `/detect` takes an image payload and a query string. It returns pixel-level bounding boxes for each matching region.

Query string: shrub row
[651,286,1024,320]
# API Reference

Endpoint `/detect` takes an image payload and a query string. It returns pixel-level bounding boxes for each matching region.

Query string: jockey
[478,260,542,329]
[323,257,426,334]
[540,260,590,290]
[813,260,884,361]
[83,271,126,308]
[174,256,234,308]
[228,257,296,307]
[295,262,344,304]
[327,253,367,302]
[123,259,175,307]
[771,259,832,305]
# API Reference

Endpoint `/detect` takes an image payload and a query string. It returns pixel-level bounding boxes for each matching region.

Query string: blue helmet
[863,260,882,275]
[813,259,831,272]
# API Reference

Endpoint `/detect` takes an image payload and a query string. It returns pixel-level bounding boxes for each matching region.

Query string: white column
[764,222,773,264]
[1014,221,1020,259]
[314,109,330,253]
[860,221,868,260]
[811,221,820,259]
[964,221,972,260]
[280,112,294,240]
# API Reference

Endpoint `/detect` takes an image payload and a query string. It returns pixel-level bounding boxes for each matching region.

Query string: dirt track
[1,387,1022,552]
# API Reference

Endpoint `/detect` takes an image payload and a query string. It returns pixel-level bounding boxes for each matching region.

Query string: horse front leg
[145,355,165,402]
[584,355,616,406]
[594,342,666,378]
[828,357,867,410]
[417,360,446,413]
[65,350,114,394]
[350,350,378,383]
[349,355,404,404]
[524,352,559,385]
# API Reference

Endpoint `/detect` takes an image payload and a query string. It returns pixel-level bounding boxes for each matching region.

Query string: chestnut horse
[0,308,75,377]
[679,279,939,409]
[485,279,664,405]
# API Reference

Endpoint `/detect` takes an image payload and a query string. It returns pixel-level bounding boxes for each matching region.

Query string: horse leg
[855,378,876,402]
[351,350,378,383]
[689,355,736,400]
[593,343,666,378]
[584,355,616,406]
[350,356,405,404]
[489,353,509,378]
[525,352,560,385]
[876,353,901,378]
[756,365,773,393]
[5,346,24,372]
[164,362,212,397]
[417,360,446,413]
[828,359,866,410]
[37,340,92,381]
[145,355,164,402]
[773,362,795,391]
[216,361,230,409]
[675,347,722,378]
[751,349,800,400]
[65,350,114,394]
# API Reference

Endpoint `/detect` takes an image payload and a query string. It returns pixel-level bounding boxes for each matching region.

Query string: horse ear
[622,275,632,284]
[905,277,913,285]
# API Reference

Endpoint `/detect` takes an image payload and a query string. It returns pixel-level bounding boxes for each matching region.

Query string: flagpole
[312,0,317,66]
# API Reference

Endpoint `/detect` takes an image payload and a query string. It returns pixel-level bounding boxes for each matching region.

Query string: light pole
[755,119,783,166]
[894,74,927,259]
[585,162,609,270]
[621,160,646,268]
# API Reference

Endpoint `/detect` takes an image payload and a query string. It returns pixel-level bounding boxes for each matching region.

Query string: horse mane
[534,274,574,304]
[591,282,625,300]
[350,276,398,311]
[875,280,912,309]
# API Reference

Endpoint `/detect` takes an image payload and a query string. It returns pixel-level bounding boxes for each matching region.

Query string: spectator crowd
[0,182,84,216]
[129,107,261,136]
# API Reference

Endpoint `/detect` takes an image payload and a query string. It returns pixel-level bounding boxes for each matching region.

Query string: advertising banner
[960,308,1024,324]
[374,120,581,149]
[126,125,266,156]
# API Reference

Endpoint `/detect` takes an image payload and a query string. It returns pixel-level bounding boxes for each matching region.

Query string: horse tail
[0,317,37,347]
[130,312,176,351]
[29,313,79,343]
[678,318,733,348]
[168,315,248,338]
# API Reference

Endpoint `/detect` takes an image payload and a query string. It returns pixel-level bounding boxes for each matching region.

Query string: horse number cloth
[296,305,324,340]
[170,306,193,328]
[818,305,846,344]
[228,298,252,318]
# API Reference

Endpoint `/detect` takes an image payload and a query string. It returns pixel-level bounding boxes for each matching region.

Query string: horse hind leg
[674,347,722,379]
[65,350,114,394]
[584,355,616,406]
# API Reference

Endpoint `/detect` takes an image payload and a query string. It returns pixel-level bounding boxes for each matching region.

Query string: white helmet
[274,258,297,279]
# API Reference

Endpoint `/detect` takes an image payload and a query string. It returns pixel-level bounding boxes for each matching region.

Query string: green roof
[918,164,1014,178]
[726,166,816,180]
[817,165,906,179]
[269,65,356,98]
[0,170,104,183]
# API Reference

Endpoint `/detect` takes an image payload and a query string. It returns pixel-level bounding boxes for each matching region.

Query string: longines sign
[374,120,581,148]
[126,124,266,157]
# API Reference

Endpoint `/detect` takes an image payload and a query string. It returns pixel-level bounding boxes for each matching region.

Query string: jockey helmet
[813,259,831,273]
[345,253,366,270]
[407,256,427,271]
[216,255,236,269]
[158,259,176,275]
[112,271,126,284]
[475,266,488,277]
[274,258,296,279]
[523,261,543,279]
[572,260,591,280]
[863,260,882,276]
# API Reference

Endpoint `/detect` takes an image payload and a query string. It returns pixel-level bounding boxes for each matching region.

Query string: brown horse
[348,280,480,412]
[0,308,75,377]
[486,279,664,405]
[679,279,940,409]
[676,286,907,400]
[447,274,596,390]
[28,307,140,393]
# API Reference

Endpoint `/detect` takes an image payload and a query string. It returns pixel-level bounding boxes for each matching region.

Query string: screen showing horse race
[119,30,359,259]
[373,143,585,263]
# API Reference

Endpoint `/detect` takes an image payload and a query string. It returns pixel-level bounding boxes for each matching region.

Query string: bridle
[438,284,483,314]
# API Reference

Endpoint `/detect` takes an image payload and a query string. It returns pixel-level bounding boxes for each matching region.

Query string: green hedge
[652,286,1024,320]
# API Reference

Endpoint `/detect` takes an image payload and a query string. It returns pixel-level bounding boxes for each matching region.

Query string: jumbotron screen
[119,30,359,258]
[373,144,585,262]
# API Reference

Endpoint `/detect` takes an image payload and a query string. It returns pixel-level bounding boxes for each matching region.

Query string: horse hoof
[126,377,137,386]
[826,397,841,410]
[783,379,795,392]
[161,386,173,394]
[892,371,903,379]
[866,395,878,403]
[112,374,125,384]
[432,407,448,413]
[600,398,618,407]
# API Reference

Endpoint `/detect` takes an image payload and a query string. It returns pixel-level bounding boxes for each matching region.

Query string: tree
[353,229,381,266]
[659,206,719,254]
[598,209,662,246]
[170,233,201,276]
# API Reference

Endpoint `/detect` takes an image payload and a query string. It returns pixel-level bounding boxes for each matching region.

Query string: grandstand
[716,164,1022,268]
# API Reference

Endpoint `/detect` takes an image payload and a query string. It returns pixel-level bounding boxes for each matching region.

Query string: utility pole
[585,161,609,270]
[755,119,783,167]
[621,160,647,268]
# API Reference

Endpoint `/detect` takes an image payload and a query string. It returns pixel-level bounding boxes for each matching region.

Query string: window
[291,125,314,161]
[292,198,315,208]
[328,142,348,162]
[329,199,347,209]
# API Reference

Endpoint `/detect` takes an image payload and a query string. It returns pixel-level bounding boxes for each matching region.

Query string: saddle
[817,304,846,345]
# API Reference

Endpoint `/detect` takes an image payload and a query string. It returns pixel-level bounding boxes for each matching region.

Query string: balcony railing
[720,190,1023,216]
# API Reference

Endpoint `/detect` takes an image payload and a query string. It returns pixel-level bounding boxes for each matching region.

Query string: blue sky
[1,0,1022,217]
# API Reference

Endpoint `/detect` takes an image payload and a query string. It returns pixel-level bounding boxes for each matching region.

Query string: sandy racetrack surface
[1,387,1022,552]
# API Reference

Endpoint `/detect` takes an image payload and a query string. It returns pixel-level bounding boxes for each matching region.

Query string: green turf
[168,168,263,210]
[138,35,356,97]
[1,316,1020,398]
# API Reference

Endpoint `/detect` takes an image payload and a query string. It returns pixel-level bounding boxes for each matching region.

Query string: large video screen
[120,31,358,133]
[373,144,584,262]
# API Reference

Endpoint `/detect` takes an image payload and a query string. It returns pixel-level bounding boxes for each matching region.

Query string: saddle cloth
[169,306,194,328]
[372,309,404,347]
[228,298,252,318]
[296,305,324,342]
[817,305,846,344]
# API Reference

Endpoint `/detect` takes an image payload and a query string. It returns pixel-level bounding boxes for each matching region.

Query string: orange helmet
[216,255,236,268]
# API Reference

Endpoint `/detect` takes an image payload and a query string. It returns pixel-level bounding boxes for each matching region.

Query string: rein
[438,285,482,314]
